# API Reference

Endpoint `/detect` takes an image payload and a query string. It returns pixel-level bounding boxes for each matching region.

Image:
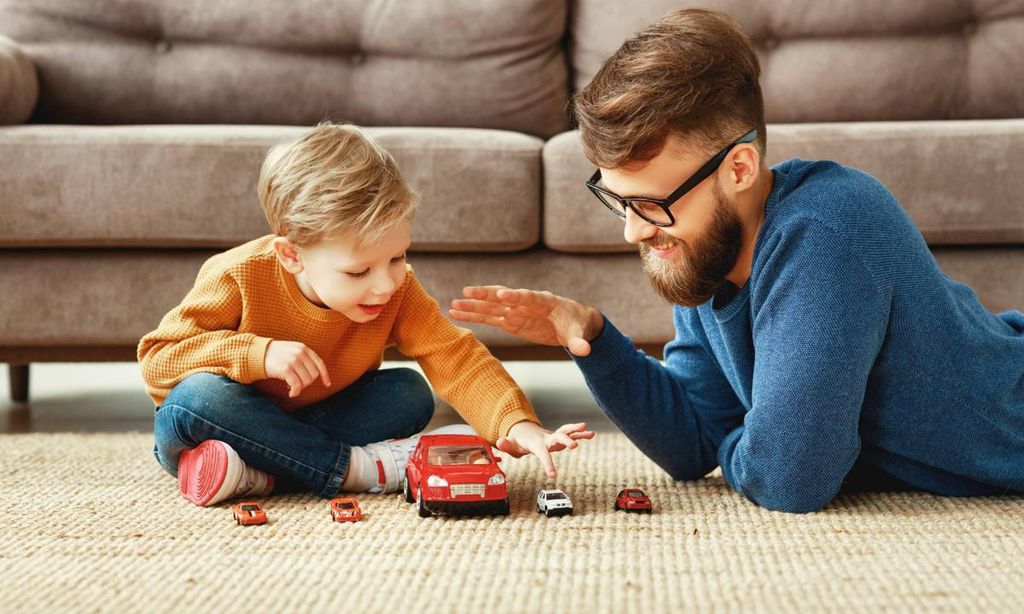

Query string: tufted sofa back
[0,0,570,137]
[4,0,1023,132]
[572,0,1024,122]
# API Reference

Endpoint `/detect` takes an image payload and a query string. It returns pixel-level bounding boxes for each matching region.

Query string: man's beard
[639,180,744,307]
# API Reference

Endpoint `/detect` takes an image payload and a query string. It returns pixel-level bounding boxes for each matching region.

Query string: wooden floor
[0,361,615,434]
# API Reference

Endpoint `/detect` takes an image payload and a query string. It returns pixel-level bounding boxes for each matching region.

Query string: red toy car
[614,488,652,513]
[330,497,363,522]
[232,501,267,525]
[403,434,510,517]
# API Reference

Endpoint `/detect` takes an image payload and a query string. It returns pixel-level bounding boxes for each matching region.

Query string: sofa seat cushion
[0,0,569,137]
[544,120,1024,253]
[0,248,1019,350]
[0,125,542,251]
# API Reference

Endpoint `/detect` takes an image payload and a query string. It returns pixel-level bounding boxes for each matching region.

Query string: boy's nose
[623,208,658,245]
[371,271,397,297]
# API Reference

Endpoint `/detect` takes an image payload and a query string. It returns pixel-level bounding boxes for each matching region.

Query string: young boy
[139,123,593,507]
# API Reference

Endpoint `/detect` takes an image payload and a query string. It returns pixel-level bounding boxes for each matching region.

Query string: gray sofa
[2,0,1023,402]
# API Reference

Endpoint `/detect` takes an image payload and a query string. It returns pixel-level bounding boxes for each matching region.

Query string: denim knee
[162,372,239,414]
[391,368,435,432]
[153,372,240,473]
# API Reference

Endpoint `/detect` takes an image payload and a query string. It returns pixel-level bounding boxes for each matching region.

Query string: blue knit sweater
[572,159,1024,513]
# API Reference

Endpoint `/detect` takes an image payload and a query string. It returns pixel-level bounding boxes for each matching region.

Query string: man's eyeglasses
[585,129,758,227]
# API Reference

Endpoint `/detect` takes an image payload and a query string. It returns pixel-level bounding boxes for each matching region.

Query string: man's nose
[623,208,658,245]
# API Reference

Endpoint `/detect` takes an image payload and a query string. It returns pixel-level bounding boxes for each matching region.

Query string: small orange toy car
[330,497,363,522]
[232,501,267,525]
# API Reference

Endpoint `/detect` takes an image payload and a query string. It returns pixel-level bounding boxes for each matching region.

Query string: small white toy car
[536,489,573,517]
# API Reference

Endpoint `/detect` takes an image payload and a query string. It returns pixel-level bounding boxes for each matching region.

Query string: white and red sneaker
[178,440,274,507]
[365,424,477,494]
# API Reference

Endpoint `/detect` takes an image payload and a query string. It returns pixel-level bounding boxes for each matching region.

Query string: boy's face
[277,221,413,323]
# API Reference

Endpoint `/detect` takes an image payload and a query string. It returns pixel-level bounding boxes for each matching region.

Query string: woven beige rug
[1,432,1021,613]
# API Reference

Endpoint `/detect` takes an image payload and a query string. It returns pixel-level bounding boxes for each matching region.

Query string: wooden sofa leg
[9,364,29,403]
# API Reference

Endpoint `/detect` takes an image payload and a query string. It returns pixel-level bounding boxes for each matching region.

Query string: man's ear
[725,143,761,194]
[272,236,304,274]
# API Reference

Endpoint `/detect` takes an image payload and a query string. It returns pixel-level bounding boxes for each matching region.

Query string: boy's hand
[264,340,331,398]
[495,421,595,479]
[450,286,604,357]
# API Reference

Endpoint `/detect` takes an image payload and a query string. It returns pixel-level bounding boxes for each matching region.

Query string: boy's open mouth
[358,303,386,315]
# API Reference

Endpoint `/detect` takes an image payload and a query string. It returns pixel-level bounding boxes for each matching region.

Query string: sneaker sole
[178,440,242,507]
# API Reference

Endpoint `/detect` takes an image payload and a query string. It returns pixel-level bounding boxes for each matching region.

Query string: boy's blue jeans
[152,369,435,498]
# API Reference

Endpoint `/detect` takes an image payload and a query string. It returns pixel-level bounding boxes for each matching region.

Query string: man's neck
[725,167,774,288]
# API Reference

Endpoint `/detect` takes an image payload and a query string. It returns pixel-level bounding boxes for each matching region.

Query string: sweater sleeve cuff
[495,411,541,444]
[568,315,637,379]
[243,335,273,382]
[717,426,745,491]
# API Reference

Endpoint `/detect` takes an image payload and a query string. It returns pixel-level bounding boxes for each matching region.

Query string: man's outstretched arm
[451,286,746,481]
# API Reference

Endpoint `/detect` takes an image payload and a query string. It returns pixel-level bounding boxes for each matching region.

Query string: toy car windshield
[546,492,567,500]
[241,504,260,512]
[626,490,645,497]
[427,445,491,466]
[338,501,355,509]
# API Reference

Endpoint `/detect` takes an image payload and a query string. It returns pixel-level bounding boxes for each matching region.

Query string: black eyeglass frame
[585,129,758,228]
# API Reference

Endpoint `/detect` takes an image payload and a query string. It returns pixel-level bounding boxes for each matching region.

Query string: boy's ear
[272,236,304,274]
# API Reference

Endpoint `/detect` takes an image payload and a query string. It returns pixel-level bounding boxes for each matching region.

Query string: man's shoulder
[765,159,914,250]
[771,159,895,217]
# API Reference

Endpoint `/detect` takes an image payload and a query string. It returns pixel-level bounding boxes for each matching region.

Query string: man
[449,9,1024,513]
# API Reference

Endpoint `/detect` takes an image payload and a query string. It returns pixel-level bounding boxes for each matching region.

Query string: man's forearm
[571,316,718,480]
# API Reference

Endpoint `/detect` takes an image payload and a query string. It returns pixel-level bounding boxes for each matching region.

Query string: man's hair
[258,122,417,247]
[572,8,766,169]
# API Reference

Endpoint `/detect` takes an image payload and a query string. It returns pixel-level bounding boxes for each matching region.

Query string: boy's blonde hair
[258,122,417,247]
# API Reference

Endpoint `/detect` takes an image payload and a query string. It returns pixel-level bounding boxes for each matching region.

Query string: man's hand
[450,286,604,357]
[495,421,596,479]
[264,340,331,397]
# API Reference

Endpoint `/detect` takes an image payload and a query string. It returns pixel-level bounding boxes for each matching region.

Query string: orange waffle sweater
[137,236,539,443]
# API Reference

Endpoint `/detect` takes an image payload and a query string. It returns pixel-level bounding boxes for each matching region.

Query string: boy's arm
[571,307,747,481]
[390,276,540,444]
[718,220,886,513]
[137,265,272,403]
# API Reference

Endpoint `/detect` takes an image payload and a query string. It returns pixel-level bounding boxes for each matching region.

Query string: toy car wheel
[499,497,510,516]
[544,509,551,518]
[613,501,620,511]
[417,488,431,518]
[402,475,414,504]
[536,505,542,514]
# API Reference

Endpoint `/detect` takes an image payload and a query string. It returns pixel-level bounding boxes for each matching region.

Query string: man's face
[294,221,412,322]
[598,135,744,307]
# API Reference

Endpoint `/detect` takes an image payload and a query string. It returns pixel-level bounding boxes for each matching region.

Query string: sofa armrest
[0,35,38,125]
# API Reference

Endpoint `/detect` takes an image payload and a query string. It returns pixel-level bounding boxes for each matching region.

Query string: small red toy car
[614,488,652,513]
[232,501,267,525]
[330,497,363,522]
[403,434,510,517]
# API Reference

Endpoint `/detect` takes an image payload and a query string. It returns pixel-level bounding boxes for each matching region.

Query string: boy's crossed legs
[153,368,462,506]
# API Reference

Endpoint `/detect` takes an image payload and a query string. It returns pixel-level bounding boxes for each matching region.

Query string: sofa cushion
[571,0,1024,122]
[0,248,1019,349]
[0,125,542,251]
[544,120,1024,253]
[0,35,37,125]
[0,0,569,137]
